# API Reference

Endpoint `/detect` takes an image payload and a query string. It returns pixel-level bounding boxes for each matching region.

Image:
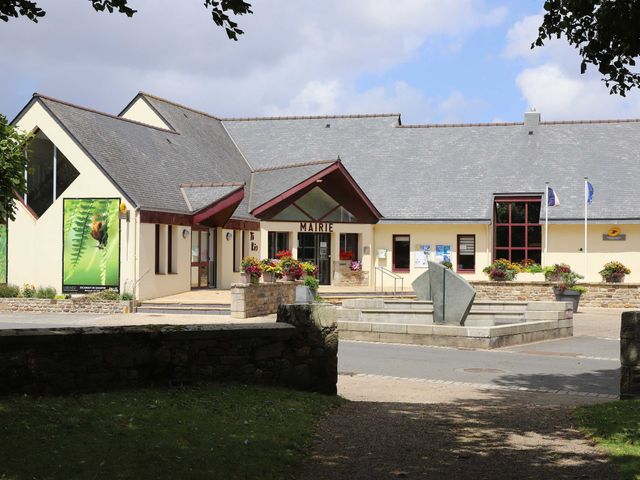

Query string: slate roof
[20,92,640,223]
[180,183,244,212]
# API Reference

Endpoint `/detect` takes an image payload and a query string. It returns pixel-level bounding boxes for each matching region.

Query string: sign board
[435,244,451,263]
[603,234,626,241]
[414,244,431,268]
[299,222,334,233]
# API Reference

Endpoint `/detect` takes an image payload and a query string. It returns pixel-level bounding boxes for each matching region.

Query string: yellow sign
[608,227,621,237]
[119,203,128,215]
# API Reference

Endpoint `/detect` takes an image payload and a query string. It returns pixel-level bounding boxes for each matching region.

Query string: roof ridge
[253,159,336,173]
[540,118,640,125]
[398,121,525,129]
[33,93,179,134]
[138,91,223,121]
[180,182,244,188]
[221,113,401,121]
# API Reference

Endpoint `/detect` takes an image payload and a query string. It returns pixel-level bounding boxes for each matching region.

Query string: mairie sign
[299,222,334,233]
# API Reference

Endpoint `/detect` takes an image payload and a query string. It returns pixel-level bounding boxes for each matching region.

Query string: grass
[0,384,343,480]
[574,399,640,480]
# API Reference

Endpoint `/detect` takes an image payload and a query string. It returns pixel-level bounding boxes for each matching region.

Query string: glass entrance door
[297,233,331,285]
[191,228,210,288]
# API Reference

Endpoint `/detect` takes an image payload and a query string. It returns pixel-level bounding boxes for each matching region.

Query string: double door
[297,233,331,285]
[191,228,216,288]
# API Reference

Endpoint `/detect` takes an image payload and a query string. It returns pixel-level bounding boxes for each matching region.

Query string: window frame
[155,224,161,274]
[456,234,476,273]
[392,234,410,273]
[493,196,542,263]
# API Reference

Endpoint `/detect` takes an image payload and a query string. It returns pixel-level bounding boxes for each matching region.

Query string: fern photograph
[62,199,119,293]
[0,224,6,284]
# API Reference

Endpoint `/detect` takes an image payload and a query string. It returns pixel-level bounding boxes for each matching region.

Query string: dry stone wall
[231,282,297,319]
[0,298,133,314]
[471,281,640,308]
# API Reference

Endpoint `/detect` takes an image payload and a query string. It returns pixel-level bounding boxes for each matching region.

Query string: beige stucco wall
[9,101,137,295]
[216,227,261,289]
[120,97,171,130]
[546,223,640,282]
[372,223,491,285]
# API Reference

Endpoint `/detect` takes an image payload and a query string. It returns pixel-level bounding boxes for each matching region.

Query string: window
[233,230,242,272]
[457,235,475,272]
[167,225,178,274]
[494,197,542,264]
[392,235,410,272]
[155,224,161,274]
[271,187,358,223]
[339,233,359,260]
[25,131,79,217]
[268,231,289,258]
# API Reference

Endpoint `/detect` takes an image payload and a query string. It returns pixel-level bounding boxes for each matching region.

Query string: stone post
[621,311,640,399]
[277,304,339,395]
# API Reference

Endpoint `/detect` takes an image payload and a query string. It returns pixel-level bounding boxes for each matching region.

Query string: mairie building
[3,92,640,300]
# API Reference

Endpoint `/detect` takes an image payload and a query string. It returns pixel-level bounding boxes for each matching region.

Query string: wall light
[182,229,190,239]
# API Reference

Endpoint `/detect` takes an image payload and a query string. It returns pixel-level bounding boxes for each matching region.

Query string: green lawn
[0,384,343,480]
[574,399,640,480]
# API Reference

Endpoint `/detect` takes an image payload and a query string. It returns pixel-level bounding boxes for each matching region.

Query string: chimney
[524,108,540,134]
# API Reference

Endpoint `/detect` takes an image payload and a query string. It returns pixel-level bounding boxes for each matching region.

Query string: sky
[3,0,640,124]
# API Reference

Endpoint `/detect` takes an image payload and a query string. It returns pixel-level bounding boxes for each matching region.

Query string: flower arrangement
[280,256,303,280]
[260,258,283,280]
[544,263,571,282]
[350,260,362,271]
[240,256,262,281]
[340,250,355,261]
[275,250,292,259]
[300,261,318,277]
[482,259,520,281]
[520,259,544,273]
[599,261,631,283]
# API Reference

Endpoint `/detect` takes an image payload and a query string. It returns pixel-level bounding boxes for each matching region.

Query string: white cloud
[506,12,640,120]
[1,0,507,123]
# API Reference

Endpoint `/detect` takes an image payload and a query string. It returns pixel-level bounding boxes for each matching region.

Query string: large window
[392,235,410,272]
[271,187,358,223]
[26,131,79,217]
[268,231,289,258]
[339,233,359,260]
[494,197,542,264]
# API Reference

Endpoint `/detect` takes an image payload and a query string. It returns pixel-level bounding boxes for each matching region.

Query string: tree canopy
[534,0,640,96]
[0,114,31,223]
[0,0,253,40]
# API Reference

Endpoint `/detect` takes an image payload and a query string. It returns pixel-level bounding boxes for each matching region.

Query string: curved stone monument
[422,261,476,326]
[411,270,431,301]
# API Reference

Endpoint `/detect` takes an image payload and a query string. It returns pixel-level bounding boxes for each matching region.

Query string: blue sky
[2,0,640,124]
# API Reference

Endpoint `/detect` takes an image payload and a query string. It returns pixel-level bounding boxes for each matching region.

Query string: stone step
[136,305,231,315]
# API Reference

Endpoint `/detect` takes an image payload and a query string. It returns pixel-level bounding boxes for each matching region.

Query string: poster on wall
[435,244,451,264]
[0,224,6,284]
[63,198,120,293]
[414,244,431,268]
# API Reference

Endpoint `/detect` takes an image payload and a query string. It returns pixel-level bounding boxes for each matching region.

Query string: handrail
[374,266,404,295]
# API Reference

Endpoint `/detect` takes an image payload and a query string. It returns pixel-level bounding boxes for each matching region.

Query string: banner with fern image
[0,224,6,284]
[63,198,120,293]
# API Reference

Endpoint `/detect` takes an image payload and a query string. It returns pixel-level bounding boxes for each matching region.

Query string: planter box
[553,287,582,313]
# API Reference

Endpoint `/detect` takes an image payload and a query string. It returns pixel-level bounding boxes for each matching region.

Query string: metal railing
[374,266,404,295]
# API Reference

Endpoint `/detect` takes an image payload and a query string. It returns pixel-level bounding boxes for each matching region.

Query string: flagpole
[544,182,549,266]
[584,177,588,279]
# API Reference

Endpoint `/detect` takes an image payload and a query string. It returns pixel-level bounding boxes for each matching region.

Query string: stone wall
[0,307,339,396]
[231,282,297,319]
[0,298,134,314]
[471,281,640,308]
[621,311,640,399]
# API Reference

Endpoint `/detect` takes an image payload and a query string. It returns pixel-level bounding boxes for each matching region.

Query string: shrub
[120,292,134,301]
[35,286,57,299]
[0,284,20,298]
[483,259,520,281]
[87,289,120,301]
[21,283,36,298]
[544,263,572,281]
[304,275,319,291]
[599,261,631,282]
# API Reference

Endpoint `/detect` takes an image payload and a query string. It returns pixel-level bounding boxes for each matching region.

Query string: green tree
[0,114,31,222]
[534,0,640,96]
[0,0,253,40]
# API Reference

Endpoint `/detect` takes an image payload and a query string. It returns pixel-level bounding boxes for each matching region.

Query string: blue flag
[587,181,594,205]
[548,187,560,207]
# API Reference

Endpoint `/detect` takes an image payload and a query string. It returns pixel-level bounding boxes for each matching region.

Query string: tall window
[339,233,359,260]
[155,224,161,274]
[392,235,410,272]
[268,231,289,258]
[26,131,79,217]
[494,197,542,264]
[457,235,476,272]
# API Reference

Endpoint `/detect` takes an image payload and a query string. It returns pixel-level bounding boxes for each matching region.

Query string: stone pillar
[277,304,339,395]
[621,311,640,399]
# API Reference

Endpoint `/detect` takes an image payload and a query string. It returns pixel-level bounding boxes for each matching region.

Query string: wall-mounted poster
[0,224,6,284]
[63,198,120,293]
[435,244,451,264]
[414,244,431,268]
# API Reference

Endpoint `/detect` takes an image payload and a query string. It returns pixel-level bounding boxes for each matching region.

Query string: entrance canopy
[251,160,381,223]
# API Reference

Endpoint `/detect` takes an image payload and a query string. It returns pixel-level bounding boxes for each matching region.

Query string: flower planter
[603,274,625,283]
[241,273,260,284]
[263,272,276,283]
[553,287,582,313]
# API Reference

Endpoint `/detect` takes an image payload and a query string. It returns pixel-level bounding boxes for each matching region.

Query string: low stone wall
[231,282,297,319]
[471,281,640,308]
[0,304,339,396]
[621,311,640,399]
[0,298,134,314]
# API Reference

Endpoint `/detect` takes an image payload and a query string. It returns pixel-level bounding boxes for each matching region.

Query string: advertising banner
[63,198,120,293]
[0,224,6,284]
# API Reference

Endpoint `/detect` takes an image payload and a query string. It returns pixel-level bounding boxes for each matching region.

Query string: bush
[35,286,57,299]
[483,259,520,281]
[0,284,20,298]
[87,289,120,301]
[120,292,134,301]
[304,276,319,291]
[21,283,36,298]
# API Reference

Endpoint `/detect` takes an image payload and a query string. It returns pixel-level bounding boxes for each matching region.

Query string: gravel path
[298,374,619,480]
